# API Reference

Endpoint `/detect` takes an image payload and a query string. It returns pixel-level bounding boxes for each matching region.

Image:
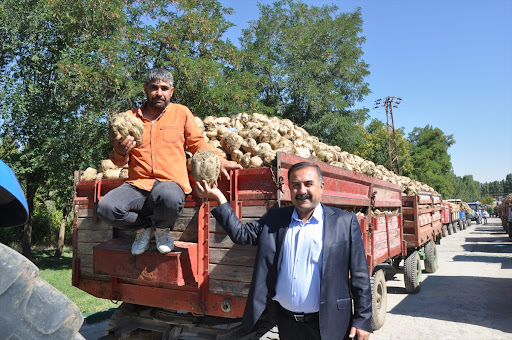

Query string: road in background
[373,217,512,339]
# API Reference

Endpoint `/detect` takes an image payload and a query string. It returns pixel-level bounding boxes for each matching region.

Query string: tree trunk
[22,173,39,262]
[54,203,71,258]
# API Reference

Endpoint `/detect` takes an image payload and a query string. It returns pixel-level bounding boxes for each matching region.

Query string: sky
[218,0,512,183]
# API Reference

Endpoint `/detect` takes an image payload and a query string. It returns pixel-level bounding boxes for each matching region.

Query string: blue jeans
[97,181,185,231]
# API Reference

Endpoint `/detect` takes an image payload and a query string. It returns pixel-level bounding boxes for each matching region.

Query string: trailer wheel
[452,222,457,233]
[459,220,464,230]
[442,224,447,237]
[0,243,84,340]
[424,241,438,273]
[370,269,387,330]
[404,251,421,294]
[447,223,452,235]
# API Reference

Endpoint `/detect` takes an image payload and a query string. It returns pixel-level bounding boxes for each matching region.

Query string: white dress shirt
[273,203,324,313]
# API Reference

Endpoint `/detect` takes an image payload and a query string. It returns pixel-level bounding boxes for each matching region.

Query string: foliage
[0,201,71,247]
[480,196,494,205]
[359,119,414,176]
[480,173,512,199]
[408,125,455,198]
[448,173,481,202]
[54,0,261,118]
[239,0,370,149]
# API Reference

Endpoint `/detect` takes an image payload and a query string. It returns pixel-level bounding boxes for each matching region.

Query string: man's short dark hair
[145,68,174,87]
[288,162,323,185]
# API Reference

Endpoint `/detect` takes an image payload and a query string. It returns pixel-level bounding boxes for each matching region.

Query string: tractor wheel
[370,269,387,330]
[424,241,438,273]
[404,251,421,294]
[0,243,84,340]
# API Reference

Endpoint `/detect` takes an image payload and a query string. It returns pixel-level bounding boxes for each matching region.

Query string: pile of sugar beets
[81,112,438,198]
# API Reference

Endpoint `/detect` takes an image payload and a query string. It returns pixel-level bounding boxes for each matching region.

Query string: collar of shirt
[291,203,324,226]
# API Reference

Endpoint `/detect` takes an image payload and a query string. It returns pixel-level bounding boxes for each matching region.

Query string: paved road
[372,217,512,340]
[79,217,512,339]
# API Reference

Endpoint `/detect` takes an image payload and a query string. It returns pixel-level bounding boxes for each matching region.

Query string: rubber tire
[0,243,84,340]
[447,223,452,235]
[459,220,464,230]
[442,224,448,237]
[424,241,438,273]
[452,221,457,233]
[370,269,387,330]
[404,251,421,294]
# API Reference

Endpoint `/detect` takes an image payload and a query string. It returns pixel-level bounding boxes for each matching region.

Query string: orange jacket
[110,103,217,194]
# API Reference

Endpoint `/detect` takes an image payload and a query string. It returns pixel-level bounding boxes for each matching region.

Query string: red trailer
[72,152,406,338]
[441,201,461,236]
[400,192,442,293]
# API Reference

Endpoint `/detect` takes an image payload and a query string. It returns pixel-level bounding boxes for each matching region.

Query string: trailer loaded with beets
[73,152,443,338]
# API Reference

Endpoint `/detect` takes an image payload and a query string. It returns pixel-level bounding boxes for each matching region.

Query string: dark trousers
[97,181,185,230]
[272,302,321,340]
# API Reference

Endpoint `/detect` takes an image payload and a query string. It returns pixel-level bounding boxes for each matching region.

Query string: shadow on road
[462,243,512,254]
[452,255,512,269]
[387,275,512,333]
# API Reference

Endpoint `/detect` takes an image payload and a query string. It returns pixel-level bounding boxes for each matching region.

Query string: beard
[147,96,170,110]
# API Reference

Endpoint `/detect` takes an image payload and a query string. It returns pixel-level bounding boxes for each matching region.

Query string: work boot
[131,227,153,255]
[154,228,174,254]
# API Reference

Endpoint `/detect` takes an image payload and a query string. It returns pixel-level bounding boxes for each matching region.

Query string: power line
[374,96,402,176]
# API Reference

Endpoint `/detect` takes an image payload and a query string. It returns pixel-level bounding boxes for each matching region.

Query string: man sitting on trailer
[97,67,241,255]
[196,161,372,340]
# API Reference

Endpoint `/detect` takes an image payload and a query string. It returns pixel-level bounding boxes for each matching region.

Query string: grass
[32,247,118,315]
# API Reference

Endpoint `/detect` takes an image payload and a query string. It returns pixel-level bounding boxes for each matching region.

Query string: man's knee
[152,182,185,208]
[97,198,116,222]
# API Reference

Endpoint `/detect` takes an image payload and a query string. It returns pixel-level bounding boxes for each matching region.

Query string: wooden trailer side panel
[208,204,272,298]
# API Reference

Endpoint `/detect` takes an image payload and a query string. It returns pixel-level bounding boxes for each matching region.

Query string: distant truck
[468,202,482,224]
[445,199,471,230]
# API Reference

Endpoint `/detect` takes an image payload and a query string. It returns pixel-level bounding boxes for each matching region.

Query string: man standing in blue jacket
[196,161,372,340]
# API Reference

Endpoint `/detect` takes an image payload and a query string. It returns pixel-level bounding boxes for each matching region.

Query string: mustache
[295,193,312,200]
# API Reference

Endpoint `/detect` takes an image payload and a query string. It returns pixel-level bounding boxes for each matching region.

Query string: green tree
[56,0,261,118]
[408,125,455,198]
[239,0,370,152]
[359,119,414,176]
[504,174,512,196]
[480,196,494,205]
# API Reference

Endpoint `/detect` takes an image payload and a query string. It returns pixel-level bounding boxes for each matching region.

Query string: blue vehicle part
[0,160,29,228]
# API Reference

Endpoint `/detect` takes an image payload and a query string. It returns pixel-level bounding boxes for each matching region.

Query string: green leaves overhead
[239,0,370,146]
[408,125,455,198]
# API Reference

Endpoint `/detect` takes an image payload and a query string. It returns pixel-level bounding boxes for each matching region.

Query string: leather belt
[278,304,319,323]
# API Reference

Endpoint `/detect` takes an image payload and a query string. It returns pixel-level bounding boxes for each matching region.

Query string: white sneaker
[131,227,153,255]
[154,228,174,254]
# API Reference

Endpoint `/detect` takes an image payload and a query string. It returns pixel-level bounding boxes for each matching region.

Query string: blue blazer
[211,202,373,339]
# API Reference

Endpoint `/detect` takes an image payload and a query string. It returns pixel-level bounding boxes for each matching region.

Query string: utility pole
[374,96,402,175]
